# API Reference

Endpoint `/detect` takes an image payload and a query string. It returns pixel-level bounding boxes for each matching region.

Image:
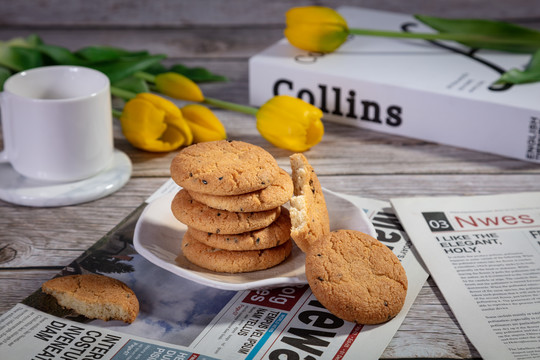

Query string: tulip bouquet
[0,34,325,153]
[112,71,324,152]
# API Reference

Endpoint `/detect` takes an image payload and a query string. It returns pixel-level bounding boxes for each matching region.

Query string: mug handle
[0,92,9,163]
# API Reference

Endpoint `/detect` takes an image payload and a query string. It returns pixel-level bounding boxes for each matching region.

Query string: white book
[248,6,540,163]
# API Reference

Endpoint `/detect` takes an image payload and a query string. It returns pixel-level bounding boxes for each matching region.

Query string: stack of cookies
[169,140,294,273]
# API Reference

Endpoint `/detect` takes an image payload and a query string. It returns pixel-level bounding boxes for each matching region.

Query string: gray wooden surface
[1,1,540,358]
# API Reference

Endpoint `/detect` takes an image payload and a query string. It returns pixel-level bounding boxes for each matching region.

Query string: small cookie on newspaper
[42,274,139,323]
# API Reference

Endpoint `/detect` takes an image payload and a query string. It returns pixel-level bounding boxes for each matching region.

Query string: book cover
[248,6,540,163]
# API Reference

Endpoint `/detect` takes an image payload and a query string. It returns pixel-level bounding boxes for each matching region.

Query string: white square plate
[133,189,376,290]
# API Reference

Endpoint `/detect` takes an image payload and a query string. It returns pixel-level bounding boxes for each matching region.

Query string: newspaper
[391,192,540,360]
[0,180,428,360]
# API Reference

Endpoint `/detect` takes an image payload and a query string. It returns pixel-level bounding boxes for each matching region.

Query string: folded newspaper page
[0,179,427,359]
[391,192,540,360]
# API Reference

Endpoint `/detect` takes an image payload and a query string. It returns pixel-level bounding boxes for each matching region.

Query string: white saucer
[133,189,376,290]
[0,150,132,207]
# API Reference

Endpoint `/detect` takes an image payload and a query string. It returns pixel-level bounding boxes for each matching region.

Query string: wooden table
[1,1,540,358]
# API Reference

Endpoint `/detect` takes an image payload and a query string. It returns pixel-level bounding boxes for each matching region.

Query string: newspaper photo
[0,180,428,359]
[391,192,540,360]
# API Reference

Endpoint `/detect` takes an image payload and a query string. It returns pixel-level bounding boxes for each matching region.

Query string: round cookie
[170,140,280,195]
[187,208,291,251]
[171,189,281,234]
[179,234,293,273]
[289,153,330,252]
[188,168,293,212]
[305,230,408,325]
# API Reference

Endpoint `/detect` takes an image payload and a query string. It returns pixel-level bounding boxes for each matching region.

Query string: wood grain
[0,0,538,27]
[0,269,61,312]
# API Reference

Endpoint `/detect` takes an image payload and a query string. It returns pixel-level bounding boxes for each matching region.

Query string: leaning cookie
[180,232,293,273]
[42,274,139,323]
[305,230,408,325]
[289,153,330,252]
[171,189,281,234]
[188,168,293,212]
[170,140,280,195]
[187,208,291,251]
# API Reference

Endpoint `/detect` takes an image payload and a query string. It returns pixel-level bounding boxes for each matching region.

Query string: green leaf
[169,64,227,82]
[0,66,12,90]
[143,62,168,74]
[112,76,149,93]
[25,34,43,46]
[146,63,227,82]
[7,47,44,70]
[75,46,148,63]
[415,15,540,53]
[36,44,87,65]
[90,54,166,83]
[496,50,540,84]
[0,36,42,71]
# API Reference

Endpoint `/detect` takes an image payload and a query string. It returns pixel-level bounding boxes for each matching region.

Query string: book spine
[249,57,540,164]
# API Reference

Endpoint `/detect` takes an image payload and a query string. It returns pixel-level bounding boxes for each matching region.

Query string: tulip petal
[182,104,227,142]
[166,113,194,146]
[286,6,348,27]
[155,72,204,102]
[138,92,193,146]
[119,93,193,152]
[120,98,167,139]
[256,95,324,152]
[285,24,349,53]
[130,137,185,152]
[137,92,182,117]
[285,6,349,53]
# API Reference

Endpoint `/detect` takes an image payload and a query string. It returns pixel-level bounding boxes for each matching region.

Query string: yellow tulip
[120,93,193,152]
[181,104,227,142]
[256,95,324,152]
[155,72,204,102]
[284,6,349,53]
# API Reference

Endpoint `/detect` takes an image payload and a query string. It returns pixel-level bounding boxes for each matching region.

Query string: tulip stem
[348,28,534,46]
[110,86,137,100]
[204,97,258,116]
[112,109,123,118]
[134,71,157,82]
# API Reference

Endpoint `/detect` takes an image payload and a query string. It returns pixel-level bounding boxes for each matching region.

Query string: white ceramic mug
[0,65,113,182]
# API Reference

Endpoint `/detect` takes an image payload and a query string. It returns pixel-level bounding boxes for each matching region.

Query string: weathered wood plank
[1,172,539,269]
[0,178,164,268]
[0,0,538,27]
[0,269,60,314]
[114,110,540,178]
[1,20,539,63]
[5,106,537,182]
[385,279,480,358]
[0,28,285,59]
